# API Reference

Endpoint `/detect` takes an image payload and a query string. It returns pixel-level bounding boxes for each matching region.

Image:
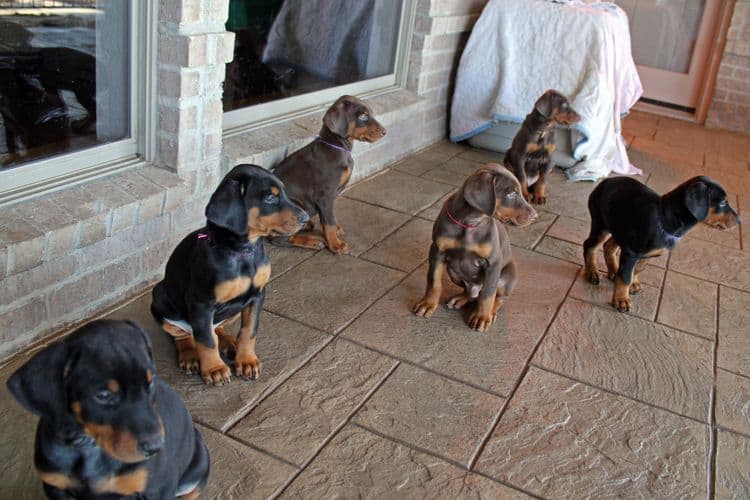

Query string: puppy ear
[323,100,349,137]
[463,170,496,215]
[684,179,709,221]
[534,90,556,118]
[205,178,248,235]
[7,340,71,419]
[123,320,154,363]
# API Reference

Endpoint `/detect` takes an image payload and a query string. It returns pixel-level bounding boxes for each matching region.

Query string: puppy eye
[94,390,115,405]
[359,113,369,121]
[719,200,728,207]
[264,194,280,205]
[507,192,517,199]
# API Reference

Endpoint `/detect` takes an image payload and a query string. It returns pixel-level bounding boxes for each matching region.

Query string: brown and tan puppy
[413,163,537,331]
[504,89,580,204]
[271,95,387,254]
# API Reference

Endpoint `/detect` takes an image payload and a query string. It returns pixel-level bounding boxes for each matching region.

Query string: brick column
[707,0,750,133]
[157,0,234,175]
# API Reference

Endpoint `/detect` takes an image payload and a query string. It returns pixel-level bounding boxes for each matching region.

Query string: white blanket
[450,0,643,180]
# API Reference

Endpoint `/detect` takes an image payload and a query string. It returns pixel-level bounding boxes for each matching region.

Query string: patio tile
[533,298,713,421]
[420,155,481,186]
[716,430,750,499]
[536,170,600,221]
[107,295,331,431]
[718,286,750,377]
[716,369,750,436]
[266,245,316,280]
[264,252,405,334]
[670,237,750,291]
[622,110,659,139]
[281,425,527,498]
[199,424,296,498]
[391,148,451,176]
[475,367,708,498]
[344,170,454,215]
[506,210,556,250]
[353,363,503,465]
[331,197,411,256]
[360,217,433,272]
[0,354,44,498]
[430,140,470,158]
[342,248,577,396]
[459,148,504,164]
[416,190,454,221]
[631,136,705,169]
[685,222,741,249]
[545,214,589,244]
[657,271,717,339]
[569,268,660,321]
[228,339,396,467]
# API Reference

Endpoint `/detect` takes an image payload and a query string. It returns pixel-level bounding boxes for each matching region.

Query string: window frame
[0,0,157,206]
[222,0,417,137]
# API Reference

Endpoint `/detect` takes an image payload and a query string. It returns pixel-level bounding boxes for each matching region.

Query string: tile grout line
[707,285,721,500]
[269,361,401,499]
[652,251,671,326]
[530,363,709,426]
[349,421,546,500]
[716,365,750,381]
[467,272,578,471]
[222,334,336,433]
[530,213,559,251]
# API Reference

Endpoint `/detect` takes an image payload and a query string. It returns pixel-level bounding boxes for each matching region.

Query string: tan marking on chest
[436,237,460,251]
[467,243,494,258]
[546,143,556,154]
[252,264,271,289]
[526,143,542,154]
[38,471,78,490]
[94,468,149,495]
[215,276,252,303]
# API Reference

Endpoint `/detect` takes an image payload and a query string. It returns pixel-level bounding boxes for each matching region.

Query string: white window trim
[0,0,157,206]
[223,0,417,137]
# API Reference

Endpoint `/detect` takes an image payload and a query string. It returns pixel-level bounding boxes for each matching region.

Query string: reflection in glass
[223,0,402,112]
[0,1,130,169]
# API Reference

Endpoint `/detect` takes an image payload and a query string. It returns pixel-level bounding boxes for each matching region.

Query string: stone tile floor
[1,111,750,498]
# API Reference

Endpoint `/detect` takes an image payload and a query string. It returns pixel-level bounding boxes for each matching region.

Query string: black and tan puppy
[584,176,740,312]
[413,163,537,331]
[271,95,387,254]
[7,320,210,499]
[151,164,307,385]
[505,89,581,204]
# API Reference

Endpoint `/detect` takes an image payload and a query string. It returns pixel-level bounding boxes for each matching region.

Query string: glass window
[0,1,131,169]
[223,0,403,113]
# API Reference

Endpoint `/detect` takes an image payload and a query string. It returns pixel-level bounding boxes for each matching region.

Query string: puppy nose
[139,435,165,457]
[381,128,387,137]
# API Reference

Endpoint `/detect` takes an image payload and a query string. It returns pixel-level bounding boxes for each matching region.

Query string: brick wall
[409,0,487,143]
[707,0,750,133]
[0,0,480,360]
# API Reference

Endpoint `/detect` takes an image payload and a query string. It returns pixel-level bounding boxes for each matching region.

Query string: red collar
[445,207,480,229]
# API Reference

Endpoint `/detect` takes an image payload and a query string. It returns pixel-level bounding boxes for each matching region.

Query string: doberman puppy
[151,164,308,386]
[504,90,581,205]
[7,319,210,499]
[270,95,386,254]
[584,176,740,312]
[413,163,537,331]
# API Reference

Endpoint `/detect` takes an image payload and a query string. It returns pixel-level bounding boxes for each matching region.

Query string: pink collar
[445,207,480,229]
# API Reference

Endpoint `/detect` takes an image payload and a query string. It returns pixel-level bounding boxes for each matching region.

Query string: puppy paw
[468,311,495,332]
[630,280,643,294]
[328,239,350,255]
[607,271,617,282]
[178,352,200,375]
[533,194,547,205]
[201,362,232,386]
[445,294,471,310]
[336,225,345,238]
[613,297,632,313]
[413,298,439,318]
[584,268,600,285]
[235,354,262,380]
